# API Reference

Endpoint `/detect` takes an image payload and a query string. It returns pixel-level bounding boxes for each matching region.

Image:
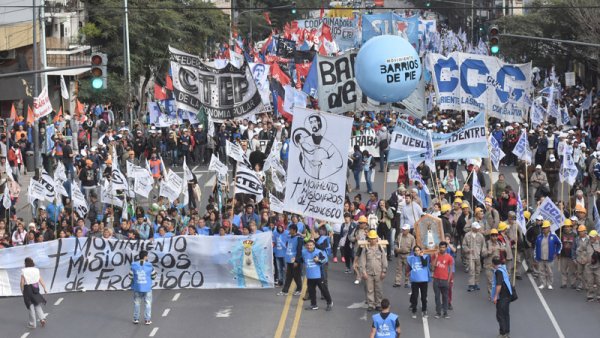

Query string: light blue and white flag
[408,157,430,195]
[516,186,527,234]
[488,135,505,171]
[472,171,486,205]
[559,145,578,185]
[530,197,564,232]
[593,197,600,232]
[512,130,532,164]
[531,98,545,127]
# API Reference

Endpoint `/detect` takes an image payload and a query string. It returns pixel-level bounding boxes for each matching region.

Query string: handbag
[510,284,518,302]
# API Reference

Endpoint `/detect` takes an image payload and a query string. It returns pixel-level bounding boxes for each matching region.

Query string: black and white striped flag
[235,165,263,202]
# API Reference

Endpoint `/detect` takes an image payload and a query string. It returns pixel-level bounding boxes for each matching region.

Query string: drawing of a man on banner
[292,114,343,180]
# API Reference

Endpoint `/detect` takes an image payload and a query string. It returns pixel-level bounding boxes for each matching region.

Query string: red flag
[75,99,85,116]
[53,106,63,123]
[26,105,34,124]
[270,63,291,86]
[154,83,168,101]
[295,63,311,89]
[263,12,272,26]
[9,103,17,120]
[165,73,173,91]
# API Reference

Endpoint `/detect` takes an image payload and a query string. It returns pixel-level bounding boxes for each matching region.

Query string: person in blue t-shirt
[273,225,288,286]
[129,250,157,325]
[302,240,333,311]
[408,245,431,319]
[370,298,401,338]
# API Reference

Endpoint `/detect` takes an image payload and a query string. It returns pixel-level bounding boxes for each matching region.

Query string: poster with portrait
[414,214,444,254]
[283,107,353,224]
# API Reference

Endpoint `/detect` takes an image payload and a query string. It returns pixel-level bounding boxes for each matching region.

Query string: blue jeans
[133,290,152,321]
[353,169,362,189]
[364,169,373,192]
[275,256,286,284]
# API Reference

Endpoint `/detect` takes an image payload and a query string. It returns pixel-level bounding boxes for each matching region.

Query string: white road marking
[162,308,170,317]
[149,327,159,337]
[54,297,64,306]
[422,316,431,338]
[215,306,233,318]
[346,302,367,309]
[172,292,181,302]
[20,333,30,338]
[523,262,565,338]
[359,313,367,321]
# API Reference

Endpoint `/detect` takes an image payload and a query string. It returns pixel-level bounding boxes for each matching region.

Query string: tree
[80,0,229,112]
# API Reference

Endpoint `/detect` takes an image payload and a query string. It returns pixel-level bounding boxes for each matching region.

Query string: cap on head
[441,204,451,213]
[472,222,481,229]
[542,220,551,228]
[524,210,531,220]
[490,228,499,235]
[453,198,463,204]
[498,222,508,231]
[536,215,544,221]
[563,219,573,227]
[589,230,598,238]
[578,225,587,232]
[461,202,469,209]
[455,191,464,197]
[575,205,587,214]
[367,230,379,239]
[401,224,411,230]
[358,215,368,223]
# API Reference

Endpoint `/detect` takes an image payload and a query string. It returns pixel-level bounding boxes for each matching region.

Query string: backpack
[594,161,600,180]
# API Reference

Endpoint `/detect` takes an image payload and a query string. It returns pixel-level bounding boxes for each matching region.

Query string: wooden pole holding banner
[512,233,518,285]
[525,163,529,209]
[383,162,388,200]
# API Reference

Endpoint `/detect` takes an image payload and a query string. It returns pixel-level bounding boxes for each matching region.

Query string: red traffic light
[91,54,103,66]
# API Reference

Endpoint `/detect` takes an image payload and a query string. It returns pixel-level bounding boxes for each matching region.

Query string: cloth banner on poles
[427,52,532,122]
[209,154,229,177]
[270,195,284,213]
[34,86,53,120]
[226,140,248,164]
[134,174,154,198]
[60,75,69,100]
[160,170,183,203]
[40,171,56,202]
[530,197,564,232]
[101,181,124,207]
[249,63,271,105]
[284,107,352,223]
[516,186,527,235]
[72,182,88,218]
[389,112,488,162]
[169,46,263,121]
[407,157,430,195]
[294,17,357,52]
[348,129,379,157]
[0,233,274,296]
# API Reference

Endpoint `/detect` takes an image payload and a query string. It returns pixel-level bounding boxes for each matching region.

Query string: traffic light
[426,1,431,7]
[90,52,107,90]
[291,1,296,14]
[489,25,500,55]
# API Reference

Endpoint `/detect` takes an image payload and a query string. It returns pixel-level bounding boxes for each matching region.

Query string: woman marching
[20,257,48,329]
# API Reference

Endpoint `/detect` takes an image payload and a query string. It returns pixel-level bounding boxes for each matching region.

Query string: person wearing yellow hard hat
[393,224,415,288]
[496,222,515,274]
[574,225,589,291]
[358,230,388,312]
[484,228,506,296]
[535,220,562,290]
[558,219,577,289]
[573,204,594,232]
[439,204,452,241]
[463,222,485,292]
[506,212,524,280]
[483,197,500,237]
[431,188,448,211]
[455,202,472,252]
[577,229,600,301]
[352,215,370,285]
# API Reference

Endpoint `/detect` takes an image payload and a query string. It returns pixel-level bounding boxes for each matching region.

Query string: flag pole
[383,162,388,201]
[512,234,518,285]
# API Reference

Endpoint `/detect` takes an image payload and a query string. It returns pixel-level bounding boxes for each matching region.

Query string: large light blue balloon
[355,35,422,103]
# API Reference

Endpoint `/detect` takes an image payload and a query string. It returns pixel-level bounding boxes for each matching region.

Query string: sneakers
[305,305,319,310]
[367,306,374,311]
[344,269,351,274]
[354,279,360,285]
[474,285,480,291]
[560,285,567,289]
[547,285,553,290]
[145,320,152,325]
[538,285,545,290]
[392,283,402,288]
[333,257,338,263]
[422,311,428,318]
[448,304,453,311]
[412,313,417,319]
[404,283,410,288]
[276,291,288,296]
[293,291,302,296]
[434,313,441,319]
[468,285,474,292]
[443,313,451,319]
[326,302,333,311]
[133,319,139,324]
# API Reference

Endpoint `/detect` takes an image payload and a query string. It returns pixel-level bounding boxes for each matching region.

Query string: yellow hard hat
[367,230,379,239]
[589,230,598,238]
[439,188,447,194]
[575,205,587,214]
[577,225,587,232]
[490,229,499,235]
[563,219,573,227]
[455,191,464,197]
[498,222,508,231]
[485,197,493,205]
[542,220,551,228]
[441,204,452,213]
[358,215,368,223]
[475,207,483,214]
[461,203,469,209]
[453,198,463,204]
[523,210,531,220]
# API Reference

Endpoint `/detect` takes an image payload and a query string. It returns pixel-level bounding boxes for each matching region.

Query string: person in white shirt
[20,257,48,329]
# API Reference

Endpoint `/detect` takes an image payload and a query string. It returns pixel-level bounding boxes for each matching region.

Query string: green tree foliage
[79,0,229,108]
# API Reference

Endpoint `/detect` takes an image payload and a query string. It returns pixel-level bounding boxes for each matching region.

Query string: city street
[1,166,598,338]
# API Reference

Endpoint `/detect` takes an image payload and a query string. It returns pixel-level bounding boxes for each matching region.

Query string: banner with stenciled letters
[284,107,352,224]
[316,52,392,114]
[0,234,274,296]
[169,46,263,121]
[361,13,419,47]
[427,52,532,122]
[389,112,488,162]
[348,129,379,158]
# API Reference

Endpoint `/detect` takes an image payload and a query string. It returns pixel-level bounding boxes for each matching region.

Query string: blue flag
[302,61,318,98]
